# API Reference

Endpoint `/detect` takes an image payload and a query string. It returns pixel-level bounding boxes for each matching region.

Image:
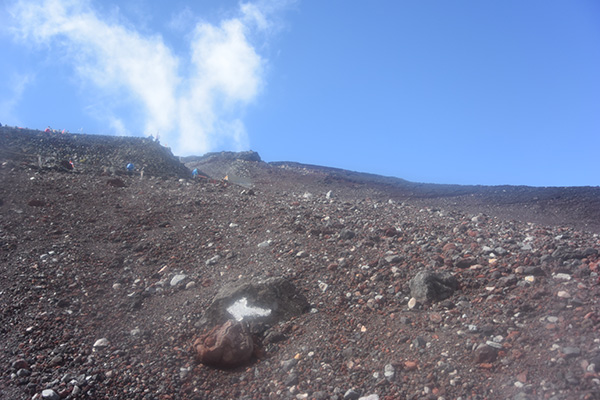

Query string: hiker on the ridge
[192,168,199,178]
[126,163,135,174]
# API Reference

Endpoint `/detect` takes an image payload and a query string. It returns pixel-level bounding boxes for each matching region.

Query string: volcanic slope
[1,129,600,400]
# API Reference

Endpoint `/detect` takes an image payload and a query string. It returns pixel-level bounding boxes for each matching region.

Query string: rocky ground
[1,127,600,400]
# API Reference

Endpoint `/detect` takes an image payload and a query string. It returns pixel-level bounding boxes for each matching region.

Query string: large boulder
[198,277,309,329]
[193,320,254,368]
[409,270,458,303]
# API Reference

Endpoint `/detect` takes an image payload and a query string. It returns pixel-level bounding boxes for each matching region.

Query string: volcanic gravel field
[1,127,600,400]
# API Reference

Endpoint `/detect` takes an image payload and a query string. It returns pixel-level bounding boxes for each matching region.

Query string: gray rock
[412,336,426,348]
[384,255,402,264]
[170,274,187,287]
[358,395,379,400]
[523,266,544,276]
[41,389,60,400]
[198,277,310,328]
[499,275,518,287]
[409,270,458,303]
[339,229,356,240]
[312,391,327,400]
[474,343,498,363]
[93,338,109,348]
[281,358,298,372]
[284,372,299,386]
[494,247,508,256]
[205,255,220,266]
[562,347,581,358]
[384,364,395,380]
[344,389,360,400]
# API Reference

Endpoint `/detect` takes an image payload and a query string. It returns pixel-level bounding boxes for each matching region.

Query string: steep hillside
[0,126,190,179]
[1,131,600,400]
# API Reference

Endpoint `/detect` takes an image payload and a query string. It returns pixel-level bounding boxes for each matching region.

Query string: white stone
[41,389,60,400]
[170,274,187,287]
[93,338,109,348]
[205,255,220,265]
[553,273,572,281]
[408,297,417,309]
[318,281,328,292]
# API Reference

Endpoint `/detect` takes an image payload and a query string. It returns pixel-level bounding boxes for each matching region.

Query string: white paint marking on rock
[227,298,271,321]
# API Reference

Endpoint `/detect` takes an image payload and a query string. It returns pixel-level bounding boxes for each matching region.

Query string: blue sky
[1,1,599,186]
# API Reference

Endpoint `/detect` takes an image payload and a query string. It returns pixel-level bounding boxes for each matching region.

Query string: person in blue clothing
[192,168,199,178]
[126,163,135,174]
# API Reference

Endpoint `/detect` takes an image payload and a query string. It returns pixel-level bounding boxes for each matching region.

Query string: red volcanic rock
[193,321,254,368]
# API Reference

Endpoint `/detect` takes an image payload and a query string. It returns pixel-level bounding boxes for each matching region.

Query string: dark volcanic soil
[2,127,600,400]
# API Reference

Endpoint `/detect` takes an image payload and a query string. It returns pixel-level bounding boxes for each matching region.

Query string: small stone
[408,297,417,309]
[284,372,299,386]
[206,255,220,265]
[71,386,81,396]
[185,281,196,290]
[384,364,395,380]
[41,389,60,400]
[170,274,187,287]
[358,394,379,400]
[257,240,271,248]
[93,338,109,348]
[130,327,142,336]
[12,359,29,369]
[554,273,572,281]
[344,389,360,400]
[296,250,308,258]
[384,255,402,264]
[429,312,442,323]
[557,291,571,298]
[475,344,498,363]
[485,340,503,349]
[339,229,356,240]
[547,316,559,323]
[112,283,122,290]
[412,337,426,348]
[562,347,581,358]
[48,355,63,366]
[281,358,298,372]
[318,281,328,292]
[404,360,418,371]
[523,266,544,276]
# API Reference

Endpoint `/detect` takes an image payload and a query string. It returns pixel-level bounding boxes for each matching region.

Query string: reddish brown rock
[193,320,254,368]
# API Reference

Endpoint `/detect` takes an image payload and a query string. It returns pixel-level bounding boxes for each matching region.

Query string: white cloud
[8,0,281,155]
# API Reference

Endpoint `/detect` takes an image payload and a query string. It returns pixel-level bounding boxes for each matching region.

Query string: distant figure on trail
[44,126,51,133]
[126,163,135,173]
[192,168,199,178]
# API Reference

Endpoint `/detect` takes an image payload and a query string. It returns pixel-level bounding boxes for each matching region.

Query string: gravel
[1,127,600,399]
